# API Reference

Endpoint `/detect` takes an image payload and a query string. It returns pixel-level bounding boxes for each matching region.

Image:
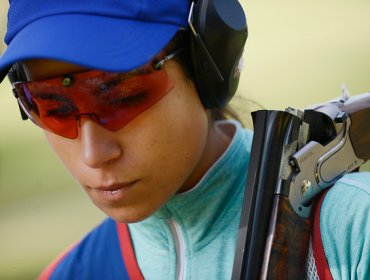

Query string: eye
[110,92,147,107]
[34,93,78,119]
[45,105,78,119]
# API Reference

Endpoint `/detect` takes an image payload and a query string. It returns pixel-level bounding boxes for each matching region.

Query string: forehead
[22,59,88,81]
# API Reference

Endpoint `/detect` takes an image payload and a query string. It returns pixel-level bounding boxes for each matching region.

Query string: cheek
[43,131,81,179]
[126,84,209,188]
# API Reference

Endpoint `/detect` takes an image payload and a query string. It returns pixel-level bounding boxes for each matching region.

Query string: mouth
[88,181,139,203]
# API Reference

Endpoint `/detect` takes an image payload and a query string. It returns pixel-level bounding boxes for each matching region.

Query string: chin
[101,205,154,224]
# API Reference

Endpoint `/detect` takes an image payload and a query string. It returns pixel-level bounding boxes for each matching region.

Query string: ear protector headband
[189,0,248,108]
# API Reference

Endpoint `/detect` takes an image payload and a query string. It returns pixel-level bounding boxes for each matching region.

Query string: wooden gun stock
[260,196,311,279]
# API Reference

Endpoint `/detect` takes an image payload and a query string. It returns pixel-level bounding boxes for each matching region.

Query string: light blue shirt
[320,172,370,280]
[129,120,253,280]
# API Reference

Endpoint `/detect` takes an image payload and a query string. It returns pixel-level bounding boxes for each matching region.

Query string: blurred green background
[1,0,370,279]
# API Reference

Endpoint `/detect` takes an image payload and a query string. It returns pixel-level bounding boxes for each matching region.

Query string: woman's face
[22,58,230,223]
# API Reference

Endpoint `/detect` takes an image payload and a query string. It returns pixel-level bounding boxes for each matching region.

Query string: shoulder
[329,171,370,194]
[323,171,370,210]
[321,172,370,225]
[319,172,370,280]
[38,218,132,280]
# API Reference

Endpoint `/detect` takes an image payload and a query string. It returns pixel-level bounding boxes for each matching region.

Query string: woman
[0,1,368,279]
[1,1,252,279]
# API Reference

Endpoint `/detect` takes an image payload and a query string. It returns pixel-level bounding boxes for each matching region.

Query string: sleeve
[319,172,370,280]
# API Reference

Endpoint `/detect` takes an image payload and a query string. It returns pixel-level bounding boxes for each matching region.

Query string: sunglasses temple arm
[17,101,29,121]
[153,47,186,70]
[11,88,29,121]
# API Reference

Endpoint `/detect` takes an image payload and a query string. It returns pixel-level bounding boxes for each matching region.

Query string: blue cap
[0,0,190,81]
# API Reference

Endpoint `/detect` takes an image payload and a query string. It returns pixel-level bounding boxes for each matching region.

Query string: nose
[79,119,122,168]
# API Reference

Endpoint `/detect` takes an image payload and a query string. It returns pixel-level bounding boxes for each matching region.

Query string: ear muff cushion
[190,0,248,108]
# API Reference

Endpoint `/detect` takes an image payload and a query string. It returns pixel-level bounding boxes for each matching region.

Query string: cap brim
[0,14,180,74]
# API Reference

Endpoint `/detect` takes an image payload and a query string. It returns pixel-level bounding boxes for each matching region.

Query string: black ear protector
[189,0,248,108]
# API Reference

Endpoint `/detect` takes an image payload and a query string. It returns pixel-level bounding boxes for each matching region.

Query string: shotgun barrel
[232,91,370,280]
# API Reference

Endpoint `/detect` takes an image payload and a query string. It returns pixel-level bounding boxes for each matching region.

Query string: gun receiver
[232,91,370,279]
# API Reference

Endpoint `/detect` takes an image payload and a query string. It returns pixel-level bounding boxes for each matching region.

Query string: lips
[95,183,129,192]
[88,181,138,203]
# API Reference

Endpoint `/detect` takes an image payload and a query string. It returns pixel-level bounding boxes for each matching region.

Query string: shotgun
[232,89,370,279]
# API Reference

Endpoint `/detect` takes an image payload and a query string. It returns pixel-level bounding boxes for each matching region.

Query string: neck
[178,120,234,192]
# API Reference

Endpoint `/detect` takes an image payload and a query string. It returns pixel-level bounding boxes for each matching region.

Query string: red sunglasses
[12,50,183,139]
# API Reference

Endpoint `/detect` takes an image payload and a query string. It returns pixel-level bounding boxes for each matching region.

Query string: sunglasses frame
[11,48,185,138]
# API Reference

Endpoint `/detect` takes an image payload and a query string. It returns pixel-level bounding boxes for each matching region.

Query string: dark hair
[164,30,243,124]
